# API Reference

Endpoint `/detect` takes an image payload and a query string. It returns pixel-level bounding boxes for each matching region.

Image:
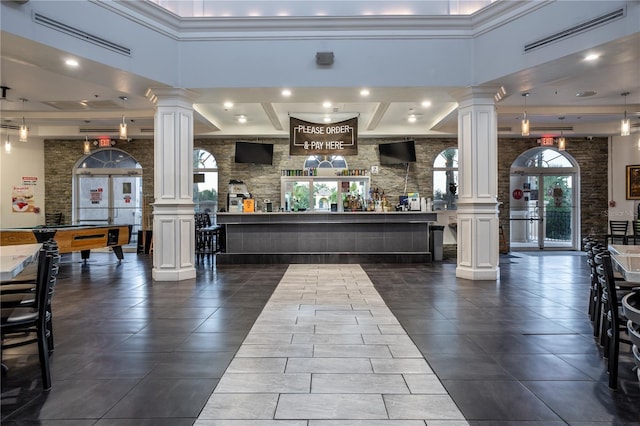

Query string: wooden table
[0,243,41,281]
[609,244,640,283]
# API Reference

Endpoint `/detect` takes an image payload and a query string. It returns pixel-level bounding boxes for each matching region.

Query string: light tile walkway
[195,264,469,426]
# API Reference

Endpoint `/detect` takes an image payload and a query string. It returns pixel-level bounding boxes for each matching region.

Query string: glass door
[509,173,575,250]
[76,174,143,248]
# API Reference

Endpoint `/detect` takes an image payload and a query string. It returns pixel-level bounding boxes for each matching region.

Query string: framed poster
[626,165,640,200]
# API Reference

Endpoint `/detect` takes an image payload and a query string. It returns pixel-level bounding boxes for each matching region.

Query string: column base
[152,266,196,281]
[456,265,500,280]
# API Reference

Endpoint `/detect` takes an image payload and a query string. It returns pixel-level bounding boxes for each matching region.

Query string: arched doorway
[509,147,580,250]
[73,148,143,247]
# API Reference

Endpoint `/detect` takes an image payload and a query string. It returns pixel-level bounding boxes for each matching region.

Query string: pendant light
[557,117,566,151]
[119,96,128,140]
[521,93,530,136]
[621,92,630,136]
[19,98,28,142]
[4,130,11,154]
[83,136,91,154]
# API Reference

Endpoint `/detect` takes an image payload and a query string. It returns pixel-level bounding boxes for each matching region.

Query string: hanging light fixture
[621,92,631,136]
[119,96,128,140]
[557,117,566,151]
[19,98,28,142]
[83,136,91,154]
[521,93,530,136]
[4,130,11,154]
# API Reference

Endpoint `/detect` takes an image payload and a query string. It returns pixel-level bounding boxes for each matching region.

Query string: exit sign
[540,137,554,146]
[98,138,111,147]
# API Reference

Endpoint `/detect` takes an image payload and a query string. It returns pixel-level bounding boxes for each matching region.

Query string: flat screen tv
[378,140,416,165]
[234,141,274,165]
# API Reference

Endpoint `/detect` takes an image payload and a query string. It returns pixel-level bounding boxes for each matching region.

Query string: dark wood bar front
[216,211,437,264]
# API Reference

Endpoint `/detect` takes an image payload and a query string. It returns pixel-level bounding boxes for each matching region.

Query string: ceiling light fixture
[421,100,432,107]
[65,58,79,67]
[223,101,234,109]
[521,93,530,136]
[19,98,28,142]
[119,96,128,140]
[360,89,370,97]
[584,53,599,61]
[238,115,247,124]
[408,114,417,123]
[281,89,291,97]
[322,101,332,108]
[84,136,91,154]
[621,92,631,136]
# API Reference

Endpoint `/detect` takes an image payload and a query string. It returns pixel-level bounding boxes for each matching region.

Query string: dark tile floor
[1,251,639,425]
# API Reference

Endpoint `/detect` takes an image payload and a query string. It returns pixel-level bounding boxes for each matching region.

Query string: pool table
[0,224,131,261]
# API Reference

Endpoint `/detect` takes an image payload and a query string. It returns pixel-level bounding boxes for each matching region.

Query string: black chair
[2,240,60,351]
[1,250,56,390]
[44,212,63,226]
[606,220,629,245]
[622,291,640,385]
[594,251,633,389]
[629,221,640,245]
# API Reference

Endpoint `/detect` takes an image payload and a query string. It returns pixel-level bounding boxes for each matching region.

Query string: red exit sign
[540,137,554,146]
[98,138,111,147]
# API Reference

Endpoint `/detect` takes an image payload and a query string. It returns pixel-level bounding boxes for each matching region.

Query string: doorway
[509,148,580,250]
[73,149,143,249]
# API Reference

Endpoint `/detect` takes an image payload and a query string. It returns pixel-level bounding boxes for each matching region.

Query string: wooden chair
[1,250,56,390]
[606,220,629,245]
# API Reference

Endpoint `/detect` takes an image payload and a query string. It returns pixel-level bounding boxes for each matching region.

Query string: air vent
[33,12,131,56]
[531,126,574,132]
[0,124,20,131]
[80,128,119,134]
[498,126,512,132]
[524,8,624,52]
[140,128,154,133]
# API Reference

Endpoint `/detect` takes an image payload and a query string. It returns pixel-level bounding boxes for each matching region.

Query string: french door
[509,173,576,250]
[75,172,143,246]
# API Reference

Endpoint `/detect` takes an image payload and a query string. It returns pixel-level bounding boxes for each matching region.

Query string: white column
[455,87,500,280]
[146,88,198,281]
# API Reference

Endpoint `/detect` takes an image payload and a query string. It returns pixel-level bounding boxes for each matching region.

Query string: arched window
[303,155,348,169]
[433,147,458,210]
[193,149,218,216]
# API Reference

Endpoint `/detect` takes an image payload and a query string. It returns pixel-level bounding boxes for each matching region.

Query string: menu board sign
[289,117,358,156]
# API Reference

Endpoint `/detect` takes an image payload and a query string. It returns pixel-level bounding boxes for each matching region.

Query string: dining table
[608,244,640,284]
[0,243,42,282]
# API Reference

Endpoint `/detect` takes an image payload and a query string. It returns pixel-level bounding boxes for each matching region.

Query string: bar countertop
[217,211,438,225]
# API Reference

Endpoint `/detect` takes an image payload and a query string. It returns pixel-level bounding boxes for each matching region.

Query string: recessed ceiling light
[65,59,79,67]
[421,100,431,107]
[237,115,247,123]
[576,90,597,97]
[322,101,332,108]
[584,53,600,61]
[408,114,417,123]
[281,89,292,97]
[360,89,370,96]
[224,101,234,109]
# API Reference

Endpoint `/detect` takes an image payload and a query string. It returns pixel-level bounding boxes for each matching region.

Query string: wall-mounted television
[378,140,416,165]
[234,141,274,165]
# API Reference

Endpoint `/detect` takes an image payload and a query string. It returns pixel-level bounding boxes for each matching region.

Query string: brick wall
[44,136,608,249]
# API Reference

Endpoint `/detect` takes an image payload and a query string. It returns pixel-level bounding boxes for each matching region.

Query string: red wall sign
[512,189,524,200]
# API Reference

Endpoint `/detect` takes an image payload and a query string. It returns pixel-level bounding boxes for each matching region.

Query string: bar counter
[216,211,438,264]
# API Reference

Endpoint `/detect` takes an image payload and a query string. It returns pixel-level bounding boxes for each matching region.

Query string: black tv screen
[234,141,274,165]
[379,140,416,165]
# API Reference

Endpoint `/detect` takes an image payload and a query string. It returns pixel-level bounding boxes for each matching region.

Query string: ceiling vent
[33,12,131,56]
[524,8,624,53]
[531,125,574,132]
[0,124,20,131]
[79,128,119,134]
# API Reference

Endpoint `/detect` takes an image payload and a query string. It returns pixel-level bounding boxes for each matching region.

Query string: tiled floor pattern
[195,264,469,426]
